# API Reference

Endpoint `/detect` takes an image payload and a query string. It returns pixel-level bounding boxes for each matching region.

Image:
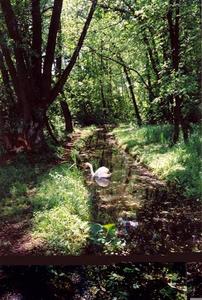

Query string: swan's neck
[88,164,95,177]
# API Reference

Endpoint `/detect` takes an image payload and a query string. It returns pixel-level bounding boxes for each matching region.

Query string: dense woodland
[0,0,200,146]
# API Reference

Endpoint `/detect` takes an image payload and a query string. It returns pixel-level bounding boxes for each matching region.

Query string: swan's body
[84,162,112,179]
[94,177,110,187]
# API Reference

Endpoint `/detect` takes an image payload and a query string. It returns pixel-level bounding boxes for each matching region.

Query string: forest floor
[0,126,201,255]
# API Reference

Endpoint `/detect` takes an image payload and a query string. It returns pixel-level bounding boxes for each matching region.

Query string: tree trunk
[181,117,189,143]
[143,32,160,81]
[60,100,73,133]
[0,0,97,150]
[55,23,73,134]
[167,0,187,144]
[42,0,63,98]
[31,0,42,102]
[100,40,107,122]
[172,96,181,144]
[123,65,142,127]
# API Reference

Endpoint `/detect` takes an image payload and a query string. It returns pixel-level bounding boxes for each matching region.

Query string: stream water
[79,127,201,254]
[80,128,140,223]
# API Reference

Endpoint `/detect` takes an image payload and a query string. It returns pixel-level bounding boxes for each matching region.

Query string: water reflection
[80,128,142,223]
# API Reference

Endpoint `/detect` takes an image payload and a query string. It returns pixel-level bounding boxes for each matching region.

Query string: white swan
[84,162,112,179]
[94,177,110,187]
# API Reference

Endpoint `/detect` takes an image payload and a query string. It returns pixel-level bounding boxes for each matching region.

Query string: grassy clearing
[113,124,201,199]
[0,126,96,254]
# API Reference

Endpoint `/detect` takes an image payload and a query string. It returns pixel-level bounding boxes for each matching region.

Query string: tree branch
[31,0,42,92]
[0,0,34,116]
[45,115,61,145]
[46,0,97,107]
[98,3,131,15]
[42,0,63,97]
[0,30,22,102]
[87,46,150,90]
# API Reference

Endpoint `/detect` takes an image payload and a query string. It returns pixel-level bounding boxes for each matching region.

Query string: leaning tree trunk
[123,65,142,127]
[45,116,60,145]
[56,24,74,135]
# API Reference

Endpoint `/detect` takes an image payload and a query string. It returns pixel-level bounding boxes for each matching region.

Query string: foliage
[113,124,201,198]
[89,222,125,254]
[0,0,200,257]
[0,0,200,142]
[57,0,201,133]
[0,263,187,299]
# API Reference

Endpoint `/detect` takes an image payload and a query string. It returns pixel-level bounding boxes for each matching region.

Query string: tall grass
[113,124,201,199]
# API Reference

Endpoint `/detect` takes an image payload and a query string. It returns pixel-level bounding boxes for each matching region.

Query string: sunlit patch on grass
[30,162,92,254]
[114,124,201,198]
[32,164,91,218]
[32,207,90,255]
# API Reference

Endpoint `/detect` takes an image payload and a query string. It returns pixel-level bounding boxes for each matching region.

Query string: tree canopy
[0,0,200,147]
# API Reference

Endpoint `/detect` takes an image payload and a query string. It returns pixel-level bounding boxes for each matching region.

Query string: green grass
[0,158,91,254]
[113,124,201,199]
[31,164,91,254]
[0,127,96,255]
[0,154,44,219]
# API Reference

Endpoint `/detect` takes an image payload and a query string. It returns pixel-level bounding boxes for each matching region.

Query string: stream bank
[79,127,201,254]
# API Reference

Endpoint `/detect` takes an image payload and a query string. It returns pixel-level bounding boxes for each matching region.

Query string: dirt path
[0,214,43,255]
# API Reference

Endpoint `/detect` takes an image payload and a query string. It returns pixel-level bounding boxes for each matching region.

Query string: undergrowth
[70,126,96,163]
[113,124,201,199]
[0,127,96,255]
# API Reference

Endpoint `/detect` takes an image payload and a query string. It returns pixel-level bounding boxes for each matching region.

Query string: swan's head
[84,162,94,177]
[84,162,92,169]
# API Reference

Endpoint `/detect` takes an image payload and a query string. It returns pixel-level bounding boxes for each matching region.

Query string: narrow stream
[79,127,201,254]
[80,128,142,224]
